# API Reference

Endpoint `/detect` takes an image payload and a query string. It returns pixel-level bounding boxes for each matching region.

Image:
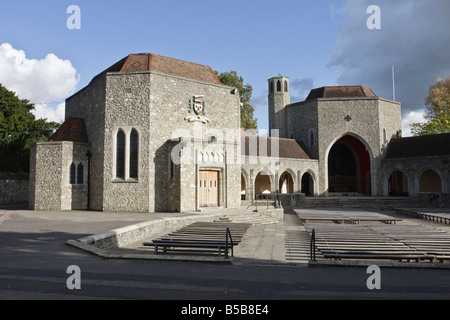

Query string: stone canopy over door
[199,170,219,207]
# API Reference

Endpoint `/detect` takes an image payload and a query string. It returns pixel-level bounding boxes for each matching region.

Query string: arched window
[269,81,274,93]
[70,163,76,184]
[276,80,281,92]
[284,81,288,92]
[116,130,125,179]
[77,163,84,184]
[130,129,139,179]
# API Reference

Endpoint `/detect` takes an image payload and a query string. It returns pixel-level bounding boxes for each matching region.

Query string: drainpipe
[86,150,92,210]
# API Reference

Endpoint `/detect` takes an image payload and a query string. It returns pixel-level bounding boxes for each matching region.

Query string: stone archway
[327,135,371,196]
[301,171,315,197]
[241,173,247,200]
[255,170,272,199]
[279,171,294,194]
[419,169,443,192]
[388,170,409,196]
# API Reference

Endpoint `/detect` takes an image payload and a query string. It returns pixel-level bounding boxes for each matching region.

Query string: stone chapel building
[29,53,450,212]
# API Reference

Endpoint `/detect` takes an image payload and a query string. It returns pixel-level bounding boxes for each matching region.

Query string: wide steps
[300,197,422,209]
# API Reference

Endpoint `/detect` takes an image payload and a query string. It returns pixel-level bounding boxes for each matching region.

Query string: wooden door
[199,171,219,207]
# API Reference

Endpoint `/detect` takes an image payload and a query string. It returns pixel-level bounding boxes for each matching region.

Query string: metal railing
[225,227,233,259]
[310,229,316,261]
[253,191,281,211]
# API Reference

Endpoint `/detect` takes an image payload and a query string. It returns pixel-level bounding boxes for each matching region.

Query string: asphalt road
[1,205,449,311]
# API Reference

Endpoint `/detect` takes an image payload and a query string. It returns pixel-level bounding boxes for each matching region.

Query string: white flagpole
[392,65,396,101]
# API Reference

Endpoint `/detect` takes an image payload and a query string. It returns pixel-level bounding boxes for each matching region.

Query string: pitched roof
[102,53,221,85]
[50,118,88,143]
[385,133,450,159]
[306,86,376,100]
[241,134,311,159]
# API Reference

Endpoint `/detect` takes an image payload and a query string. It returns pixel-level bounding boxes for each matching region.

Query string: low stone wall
[278,193,305,211]
[68,213,226,252]
[418,193,450,208]
[0,178,29,205]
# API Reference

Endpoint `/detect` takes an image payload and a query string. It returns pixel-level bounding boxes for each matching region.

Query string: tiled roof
[102,53,221,85]
[306,86,376,100]
[385,133,450,159]
[241,133,311,159]
[50,118,88,143]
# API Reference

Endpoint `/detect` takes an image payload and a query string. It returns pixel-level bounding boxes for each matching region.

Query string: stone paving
[233,213,311,265]
[3,204,450,267]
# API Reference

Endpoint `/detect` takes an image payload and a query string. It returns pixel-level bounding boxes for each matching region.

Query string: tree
[411,76,450,136]
[215,70,258,130]
[0,84,60,173]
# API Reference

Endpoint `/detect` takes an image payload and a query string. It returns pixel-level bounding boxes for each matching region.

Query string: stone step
[299,197,422,209]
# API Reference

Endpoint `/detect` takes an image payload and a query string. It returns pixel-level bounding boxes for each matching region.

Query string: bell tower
[268,74,290,138]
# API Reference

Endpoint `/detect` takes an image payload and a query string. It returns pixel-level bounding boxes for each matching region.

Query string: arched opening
[419,169,443,193]
[116,130,126,179]
[130,129,139,179]
[328,135,371,196]
[279,171,294,194]
[276,80,281,92]
[388,171,409,196]
[284,80,288,92]
[255,171,272,199]
[301,172,314,197]
[241,173,247,200]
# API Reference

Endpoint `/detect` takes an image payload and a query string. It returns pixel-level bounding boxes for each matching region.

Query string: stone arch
[325,133,373,196]
[279,170,295,194]
[276,80,281,92]
[241,169,249,200]
[254,169,274,199]
[388,170,409,197]
[301,170,316,197]
[419,168,443,193]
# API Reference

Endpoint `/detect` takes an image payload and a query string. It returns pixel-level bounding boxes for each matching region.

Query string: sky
[1,0,449,136]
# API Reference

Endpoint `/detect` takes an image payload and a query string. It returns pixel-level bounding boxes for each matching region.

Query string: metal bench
[142,222,251,258]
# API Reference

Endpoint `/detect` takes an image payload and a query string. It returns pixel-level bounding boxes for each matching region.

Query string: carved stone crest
[189,95,207,115]
[186,95,211,124]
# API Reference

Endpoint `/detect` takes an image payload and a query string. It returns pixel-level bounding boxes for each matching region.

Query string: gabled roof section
[50,118,88,143]
[102,53,221,85]
[385,133,450,159]
[306,86,376,100]
[241,133,311,160]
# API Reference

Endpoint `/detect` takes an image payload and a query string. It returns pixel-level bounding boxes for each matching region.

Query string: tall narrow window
[70,163,76,184]
[77,163,84,184]
[129,129,139,179]
[269,81,274,93]
[284,81,288,92]
[116,130,125,179]
[277,80,281,92]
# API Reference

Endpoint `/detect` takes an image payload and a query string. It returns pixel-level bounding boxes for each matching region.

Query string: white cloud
[33,102,66,123]
[0,43,80,122]
[401,110,426,137]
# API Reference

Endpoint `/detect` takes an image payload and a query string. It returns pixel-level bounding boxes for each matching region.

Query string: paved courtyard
[2,204,450,268]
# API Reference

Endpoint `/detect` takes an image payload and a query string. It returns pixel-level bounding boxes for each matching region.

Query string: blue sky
[1,0,450,135]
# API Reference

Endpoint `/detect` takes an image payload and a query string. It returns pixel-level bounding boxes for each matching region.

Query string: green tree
[215,70,258,130]
[411,76,450,136]
[0,84,60,173]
